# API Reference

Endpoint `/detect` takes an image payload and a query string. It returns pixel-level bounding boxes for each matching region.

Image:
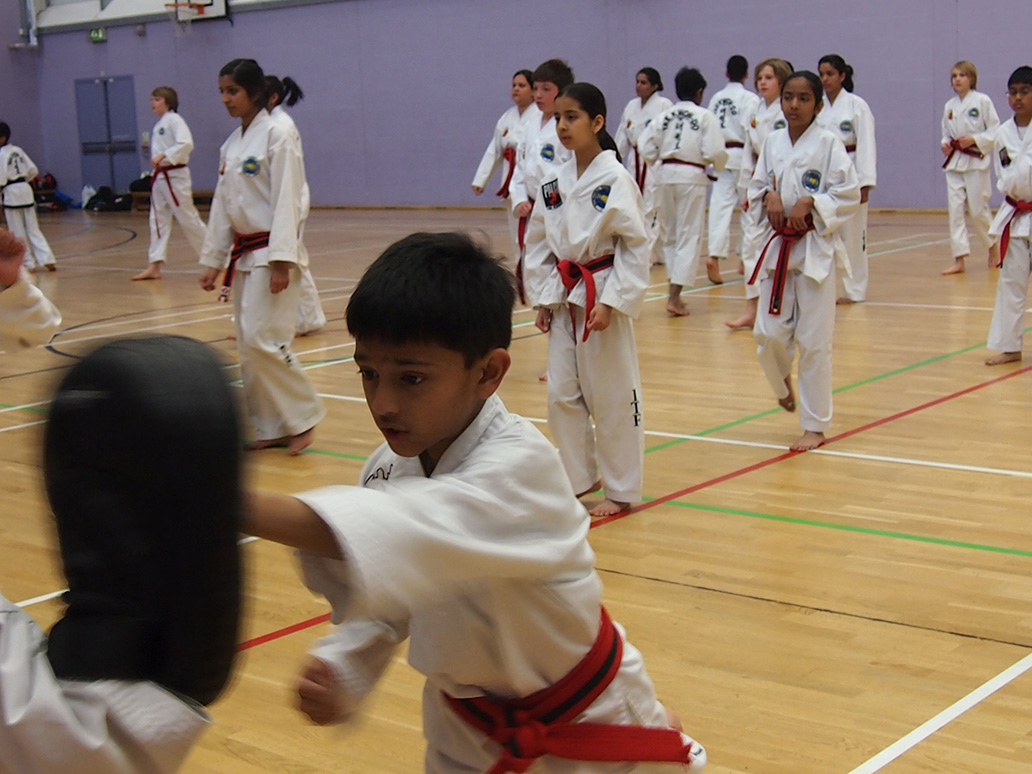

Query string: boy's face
[534,80,560,115]
[951,69,972,96]
[151,95,169,115]
[354,338,506,474]
[1009,82,1032,125]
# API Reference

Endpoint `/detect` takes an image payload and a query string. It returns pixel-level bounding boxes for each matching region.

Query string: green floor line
[648,499,1032,558]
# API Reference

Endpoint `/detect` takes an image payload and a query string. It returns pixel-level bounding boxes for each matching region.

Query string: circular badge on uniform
[242,157,261,176]
[773,119,786,130]
[839,120,854,134]
[968,107,980,118]
[802,169,822,192]
[158,127,166,135]
[541,144,556,161]
[591,185,610,211]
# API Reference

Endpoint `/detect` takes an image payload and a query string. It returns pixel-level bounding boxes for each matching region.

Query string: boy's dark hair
[346,232,516,365]
[727,55,749,82]
[1008,66,1032,88]
[0,122,9,142]
[151,86,179,112]
[784,71,824,105]
[532,59,575,92]
[675,67,707,102]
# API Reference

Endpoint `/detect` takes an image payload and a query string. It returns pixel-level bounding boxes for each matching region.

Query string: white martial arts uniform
[818,91,876,301]
[295,395,706,773]
[749,121,860,433]
[0,145,56,271]
[472,102,540,260]
[639,101,727,288]
[0,266,61,349]
[941,90,1000,259]
[269,105,326,335]
[523,150,649,503]
[199,109,325,441]
[707,82,761,260]
[147,111,207,265]
[0,593,209,774]
[510,110,572,217]
[738,99,787,300]
[986,118,1032,355]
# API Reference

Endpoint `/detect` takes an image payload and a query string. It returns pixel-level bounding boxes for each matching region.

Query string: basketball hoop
[165,2,204,35]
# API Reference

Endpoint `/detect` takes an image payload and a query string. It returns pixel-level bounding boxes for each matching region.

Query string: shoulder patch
[801,169,822,192]
[839,120,854,134]
[542,179,562,209]
[242,157,261,176]
[541,143,556,162]
[591,185,610,212]
[773,119,786,130]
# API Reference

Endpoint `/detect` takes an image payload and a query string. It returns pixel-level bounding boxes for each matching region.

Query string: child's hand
[786,196,814,231]
[0,229,26,288]
[941,141,953,156]
[765,191,785,231]
[586,303,612,333]
[269,261,290,294]
[860,186,871,205]
[296,656,345,725]
[472,185,484,195]
[535,307,552,333]
[957,135,975,149]
[516,201,533,218]
[741,197,750,212]
[199,267,220,292]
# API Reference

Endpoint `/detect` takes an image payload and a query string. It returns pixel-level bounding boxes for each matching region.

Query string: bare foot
[588,498,630,517]
[737,263,745,275]
[226,333,237,341]
[665,706,683,733]
[705,257,723,284]
[244,436,289,451]
[132,265,162,281]
[538,371,548,382]
[778,376,796,412]
[790,431,825,451]
[985,351,1022,365]
[576,480,603,498]
[666,299,688,317]
[941,257,965,275]
[724,313,755,330]
[27,266,36,274]
[287,427,315,455]
[836,297,856,305]
[45,263,56,272]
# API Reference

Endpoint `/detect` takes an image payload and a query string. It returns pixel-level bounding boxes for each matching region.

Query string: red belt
[633,145,647,193]
[219,231,270,303]
[725,140,745,148]
[748,220,815,316]
[844,144,857,153]
[942,138,985,169]
[444,607,696,774]
[515,198,534,305]
[150,164,188,238]
[497,147,517,198]
[662,158,717,182]
[556,254,614,342]
[997,196,1032,267]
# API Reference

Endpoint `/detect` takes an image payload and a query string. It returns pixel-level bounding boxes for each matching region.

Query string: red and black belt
[725,140,745,149]
[218,231,270,303]
[662,158,717,182]
[556,254,614,342]
[515,197,535,305]
[844,143,857,153]
[748,220,815,315]
[151,164,188,238]
[942,138,984,169]
[496,147,517,199]
[632,145,647,193]
[997,196,1032,267]
[444,607,697,774]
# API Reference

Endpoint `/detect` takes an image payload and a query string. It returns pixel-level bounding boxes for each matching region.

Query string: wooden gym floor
[1,207,1029,773]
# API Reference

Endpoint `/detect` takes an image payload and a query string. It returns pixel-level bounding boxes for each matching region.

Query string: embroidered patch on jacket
[839,120,854,134]
[242,157,261,176]
[1000,147,1012,167]
[751,117,757,128]
[364,464,393,484]
[968,107,980,119]
[773,119,786,130]
[948,110,954,120]
[801,169,822,192]
[591,185,610,211]
[542,179,562,209]
[158,127,166,135]
[541,144,556,161]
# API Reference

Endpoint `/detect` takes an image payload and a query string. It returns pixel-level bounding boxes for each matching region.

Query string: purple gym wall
[8,0,1027,209]
[1,3,44,162]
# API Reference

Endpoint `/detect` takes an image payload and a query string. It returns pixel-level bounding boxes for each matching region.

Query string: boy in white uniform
[639,67,727,316]
[940,61,1001,276]
[0,228,60,349]
[242,232,707,773]
[0,123,56,272]
[132,88,208,281]
[749,71,860,451]
[707,55,760,284]
[984,66,1032,365]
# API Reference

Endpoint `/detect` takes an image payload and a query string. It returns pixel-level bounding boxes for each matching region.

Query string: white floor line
[0,400,49,414]
[863,301,1000,312]
[868,237,950,257]
[846,650,1032,774]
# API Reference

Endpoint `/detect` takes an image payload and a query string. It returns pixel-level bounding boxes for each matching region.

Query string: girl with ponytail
[522,81,650,518]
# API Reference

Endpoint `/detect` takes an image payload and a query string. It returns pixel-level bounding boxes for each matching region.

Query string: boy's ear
[476,348,511,398]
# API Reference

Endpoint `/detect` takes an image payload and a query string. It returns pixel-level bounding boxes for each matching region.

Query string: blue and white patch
[801,169,822,192]
[242,157,261,176]
[773,119,786,130]
[158,127,166,135]
[591,185,610,212]
[541,144,556,161]
[839,120,854,134]
[968,107,980,119]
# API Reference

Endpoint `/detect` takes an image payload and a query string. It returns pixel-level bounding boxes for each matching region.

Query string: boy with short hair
[244,232,707,773]
[0,122,57,272]
[984,66,1032,365]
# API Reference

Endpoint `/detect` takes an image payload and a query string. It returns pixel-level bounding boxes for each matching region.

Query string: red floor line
[590,363,1032,529]
[240,364,1032,648]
